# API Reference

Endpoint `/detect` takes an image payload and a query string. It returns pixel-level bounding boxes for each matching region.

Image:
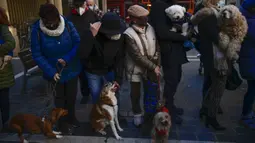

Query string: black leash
[50,62,65,97]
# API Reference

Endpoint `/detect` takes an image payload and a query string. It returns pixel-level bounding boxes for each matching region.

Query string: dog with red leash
[151,103,171,143]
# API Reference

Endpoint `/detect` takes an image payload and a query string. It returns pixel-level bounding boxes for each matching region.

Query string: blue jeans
[242,80,255,117]
[86,72,115,104]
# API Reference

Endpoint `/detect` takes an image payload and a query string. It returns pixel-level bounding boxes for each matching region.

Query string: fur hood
[39,15,65,37]
[191,7,219,25]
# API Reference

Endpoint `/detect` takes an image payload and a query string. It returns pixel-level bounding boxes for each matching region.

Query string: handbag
[225,64,243,90]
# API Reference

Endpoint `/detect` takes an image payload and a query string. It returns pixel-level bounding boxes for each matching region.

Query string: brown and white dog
[151,106,171,143]
[9,108,68,143]
[90,81,123,140]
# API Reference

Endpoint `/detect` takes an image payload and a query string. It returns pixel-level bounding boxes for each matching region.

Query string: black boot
[218,107,223,114]
[205,116,226,131]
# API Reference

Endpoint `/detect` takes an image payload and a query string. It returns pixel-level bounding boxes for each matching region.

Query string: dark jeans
[79,71,90,97]
[54,77,78,125]
[0,88,10,125]
[242,80,255,117]
[86,72,114,104]
[163,65,182,114]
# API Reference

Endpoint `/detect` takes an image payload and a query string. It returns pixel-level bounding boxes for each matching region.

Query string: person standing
[86,0,104,19]
[68,0,99,104]
[238,0,255,129]
[78,12,125,104]
[124,5,160,127]
[0,7,16,129]
[191,0,227,130]
[31,4,81,134]
[149,0,188,124]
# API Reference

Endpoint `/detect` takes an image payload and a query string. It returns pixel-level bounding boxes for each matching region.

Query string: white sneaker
[133,114,143,126]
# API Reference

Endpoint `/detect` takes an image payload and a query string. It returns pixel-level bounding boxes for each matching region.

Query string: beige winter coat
[124,24,160,82]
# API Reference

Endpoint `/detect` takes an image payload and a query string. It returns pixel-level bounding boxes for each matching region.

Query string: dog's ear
[165,7,171,14]
[182,7,186,13]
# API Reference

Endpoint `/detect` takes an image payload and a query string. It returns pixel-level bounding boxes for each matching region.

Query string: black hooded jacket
[149,0,188,68]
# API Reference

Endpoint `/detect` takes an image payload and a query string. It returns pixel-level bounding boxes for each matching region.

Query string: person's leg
[86,72,103,104]
[54,82,68,132]
[104,71,115,82]
[65,76,79,127]
[163,65,183,124]
[130,82,142,126]
[242,80,255,118]
[79,71,91,104]
[0,88,10,126]
[202,70,227,130]
[240,80,255,129]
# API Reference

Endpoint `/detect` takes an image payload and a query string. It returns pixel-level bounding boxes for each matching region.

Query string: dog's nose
[176,16,180,19]
[162,120,168,125]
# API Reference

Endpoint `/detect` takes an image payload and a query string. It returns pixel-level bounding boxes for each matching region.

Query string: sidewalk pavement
[0,61,255,143]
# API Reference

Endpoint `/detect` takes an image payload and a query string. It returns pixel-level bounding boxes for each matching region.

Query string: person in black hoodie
[149,0,189,124]
[78,12,125,104]
[68,0,99,104]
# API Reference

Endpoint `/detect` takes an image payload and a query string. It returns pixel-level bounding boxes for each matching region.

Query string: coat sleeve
[114,38,125,84]
[149,2,188,42]
[203,15,219,45]
[78,29,94,60]
[0,25,15,55]
[30,25,57,79]
[62,22,80,64]
[124,34,157,71]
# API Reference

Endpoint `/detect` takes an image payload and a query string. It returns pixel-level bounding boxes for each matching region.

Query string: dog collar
[155,127,168,136]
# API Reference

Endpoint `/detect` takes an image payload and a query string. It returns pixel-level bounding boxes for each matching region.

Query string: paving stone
[216,134,238,142]
[179,132,197,140]
[197,133,216,141]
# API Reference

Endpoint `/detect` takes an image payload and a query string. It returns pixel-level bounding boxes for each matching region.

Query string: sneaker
[133,114,143,127]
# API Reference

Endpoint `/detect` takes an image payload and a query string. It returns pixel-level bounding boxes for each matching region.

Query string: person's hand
[54,73,60,81]
[90,22,101,37]
[4,55,12,62]
[58,59,66,67]
[154,66,161,76]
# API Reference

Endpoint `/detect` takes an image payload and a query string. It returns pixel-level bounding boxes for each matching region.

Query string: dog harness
[155,127,168,136]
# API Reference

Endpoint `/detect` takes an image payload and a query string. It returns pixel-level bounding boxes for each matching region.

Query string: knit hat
[39,4,59,21]
[127,5,149,17]
[242,0,255,10]
[99,12,125,35]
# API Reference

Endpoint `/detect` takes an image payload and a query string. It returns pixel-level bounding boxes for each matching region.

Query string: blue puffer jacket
[239,5,255,80]
[31,16,81,83]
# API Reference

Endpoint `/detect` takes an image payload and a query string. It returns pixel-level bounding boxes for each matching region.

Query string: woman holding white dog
[124,5,161,127]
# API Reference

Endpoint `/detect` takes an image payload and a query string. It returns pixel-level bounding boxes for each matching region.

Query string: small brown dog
[151,106,171,143]
[9,108,68,143]
[90,81,123,140]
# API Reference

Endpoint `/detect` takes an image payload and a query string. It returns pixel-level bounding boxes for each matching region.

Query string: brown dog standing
[9,108,68,143]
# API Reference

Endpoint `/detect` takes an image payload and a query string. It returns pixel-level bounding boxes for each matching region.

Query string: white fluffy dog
[165,5,189,36]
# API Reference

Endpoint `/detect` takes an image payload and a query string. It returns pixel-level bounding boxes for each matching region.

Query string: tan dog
[151,106,171,143]
[90,81,123,140]
[9,108,68,143]
[191,5,248,61]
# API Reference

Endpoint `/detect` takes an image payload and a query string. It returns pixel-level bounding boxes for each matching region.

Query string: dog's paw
[23,139,29,143]
[98,130,107,135]
[56,135,63,139]
[116,136,123,140]
[118,128,124,132]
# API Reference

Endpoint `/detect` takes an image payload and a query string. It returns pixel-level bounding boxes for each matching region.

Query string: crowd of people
[0,0,255,135]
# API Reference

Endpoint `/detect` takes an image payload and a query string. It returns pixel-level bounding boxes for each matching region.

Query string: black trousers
[79,71,90,97]
[54,77,78,124]
[202,74,212,98]
[163,65,182,114]
[0,88,10,125]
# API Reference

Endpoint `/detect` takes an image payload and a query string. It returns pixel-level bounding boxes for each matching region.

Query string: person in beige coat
[124,5,161,127]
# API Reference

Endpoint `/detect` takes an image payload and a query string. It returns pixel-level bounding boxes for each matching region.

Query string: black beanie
[73,0,85,8]
[39,4,59,21]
